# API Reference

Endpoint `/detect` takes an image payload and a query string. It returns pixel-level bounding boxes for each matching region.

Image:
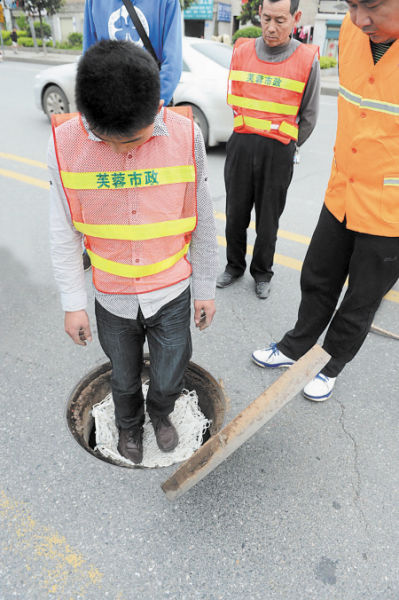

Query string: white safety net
[92,383,210,468]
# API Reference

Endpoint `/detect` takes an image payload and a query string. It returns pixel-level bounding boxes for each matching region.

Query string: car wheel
[42,85,70,121]
[182,104,209,147]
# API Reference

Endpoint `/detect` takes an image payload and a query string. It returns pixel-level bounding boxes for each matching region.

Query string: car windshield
[190,42,232,69]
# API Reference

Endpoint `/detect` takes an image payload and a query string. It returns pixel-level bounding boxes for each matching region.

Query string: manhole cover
[66,358,226,468]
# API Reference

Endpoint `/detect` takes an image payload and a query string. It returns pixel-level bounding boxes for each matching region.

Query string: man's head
[258,0,302,47]
[76,40,161,153]
[346,0,399,43]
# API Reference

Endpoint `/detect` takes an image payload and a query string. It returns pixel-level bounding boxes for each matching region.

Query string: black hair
[265,0,300,15]
[76,40,160,137]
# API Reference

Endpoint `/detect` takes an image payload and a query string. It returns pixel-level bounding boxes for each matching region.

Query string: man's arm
[297,55,320,147]
[83,0,97,53]
[190,123,219,329]
[159,0,182,105]
[48,136,92,345]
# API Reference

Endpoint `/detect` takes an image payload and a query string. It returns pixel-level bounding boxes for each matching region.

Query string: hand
[194,300,215,331]
[64,310,92,346]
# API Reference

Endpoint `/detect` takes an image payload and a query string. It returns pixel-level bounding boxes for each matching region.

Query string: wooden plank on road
[161,344,330,501]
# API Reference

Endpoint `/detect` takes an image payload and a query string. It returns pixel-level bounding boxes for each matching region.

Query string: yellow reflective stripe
[228,93,298,116]
[279,121,299,140]
[233,115,298,140]
[236,115,272,131]
[233,115,244,127]
[73,216,196,241]
[229,69,305,93]
[60,165,195,190]
[234,115,272,130]
[87,243,190,278]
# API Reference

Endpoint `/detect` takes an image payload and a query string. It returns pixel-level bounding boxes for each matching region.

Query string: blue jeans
[95,287,192,430]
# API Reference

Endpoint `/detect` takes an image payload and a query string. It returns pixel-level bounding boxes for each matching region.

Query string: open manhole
[66,358,226,468]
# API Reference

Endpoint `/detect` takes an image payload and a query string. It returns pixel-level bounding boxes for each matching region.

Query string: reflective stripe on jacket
[52,109,197,294]
[324,14,399,235]
[227,38,318,144]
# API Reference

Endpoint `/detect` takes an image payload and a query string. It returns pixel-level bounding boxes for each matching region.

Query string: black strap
[120,0,161,70]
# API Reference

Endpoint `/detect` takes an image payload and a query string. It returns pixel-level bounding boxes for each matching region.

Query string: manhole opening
[66,358,226,469]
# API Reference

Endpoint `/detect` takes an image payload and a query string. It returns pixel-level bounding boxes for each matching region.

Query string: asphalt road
[0,60,398,600]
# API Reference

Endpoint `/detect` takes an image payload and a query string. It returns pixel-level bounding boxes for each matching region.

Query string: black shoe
[255,281,271,299]
[151,416,178,452]
[117,427,143,464]
[216,271,241,288]
[82,250,91,271]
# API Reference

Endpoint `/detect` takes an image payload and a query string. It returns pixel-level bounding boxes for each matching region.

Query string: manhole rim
[65,358,226,469]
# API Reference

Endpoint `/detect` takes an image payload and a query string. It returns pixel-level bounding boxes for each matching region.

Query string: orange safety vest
[324,14,399,236]
[227,38,318,144]
[52,108,197,294]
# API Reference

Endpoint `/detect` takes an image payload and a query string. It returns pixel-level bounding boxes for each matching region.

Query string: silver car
[34,37,233,147]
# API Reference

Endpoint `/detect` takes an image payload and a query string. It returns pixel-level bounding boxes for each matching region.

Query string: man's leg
[321,232,399,377]
[144,287,192,451]
[223,133,256,278]
[250,138,295,284]
[95,300,145,431]
[278,206,354,360]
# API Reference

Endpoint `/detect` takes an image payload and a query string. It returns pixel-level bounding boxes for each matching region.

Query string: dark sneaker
[117,427,143,464]
[216,271,242,288]
[151,416,178,452]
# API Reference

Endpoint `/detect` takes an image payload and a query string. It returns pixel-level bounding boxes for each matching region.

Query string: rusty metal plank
[161,344,330,501]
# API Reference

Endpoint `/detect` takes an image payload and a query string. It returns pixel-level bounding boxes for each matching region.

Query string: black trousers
[224,132,295,282]
[278,205,399,377]
[95,288,192,430]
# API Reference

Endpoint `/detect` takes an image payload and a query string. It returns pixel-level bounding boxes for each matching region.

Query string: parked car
[33,37,233,146]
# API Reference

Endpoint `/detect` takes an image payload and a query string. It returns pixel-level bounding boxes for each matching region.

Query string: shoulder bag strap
[120,0,161,70]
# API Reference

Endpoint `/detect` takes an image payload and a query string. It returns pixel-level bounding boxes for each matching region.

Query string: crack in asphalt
[335,397,370,537]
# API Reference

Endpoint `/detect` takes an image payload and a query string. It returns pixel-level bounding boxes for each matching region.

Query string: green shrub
[18,36,51,47]
[320,56,337,69]
[68,32,83,47]
[18,36,35,47]
[232,26,262,43]
[2,31,11,41]
[25,21,52,39]
[16,15,28,31]
[55,41,81,50]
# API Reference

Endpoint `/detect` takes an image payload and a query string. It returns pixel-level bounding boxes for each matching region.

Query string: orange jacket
[52,109,197,294]
[227,38,318,144]
[324,14,399,235]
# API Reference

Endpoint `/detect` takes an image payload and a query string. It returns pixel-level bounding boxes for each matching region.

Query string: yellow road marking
[0,163,397,304]
[215,211,311,245]
[0,168,49,189]
[217,235,303,271]
[0,152,47,169]
[0,490,129,599]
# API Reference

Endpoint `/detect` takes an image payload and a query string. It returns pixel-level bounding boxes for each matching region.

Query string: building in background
[313,0,346,58]
[4,0,347,52]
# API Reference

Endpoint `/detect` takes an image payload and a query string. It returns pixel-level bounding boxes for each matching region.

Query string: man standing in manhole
[48,41,218,464]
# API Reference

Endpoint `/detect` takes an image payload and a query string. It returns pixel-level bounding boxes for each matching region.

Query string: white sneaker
[303,373,336,402]
[252,343,295,368]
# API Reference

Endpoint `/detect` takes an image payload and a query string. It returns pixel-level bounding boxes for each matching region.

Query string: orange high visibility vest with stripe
[227,38,318,144]
[52,108,197,294]
[324,14,399,235]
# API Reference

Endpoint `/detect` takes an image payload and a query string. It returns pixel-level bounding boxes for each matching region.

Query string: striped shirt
[370,39,394,64]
